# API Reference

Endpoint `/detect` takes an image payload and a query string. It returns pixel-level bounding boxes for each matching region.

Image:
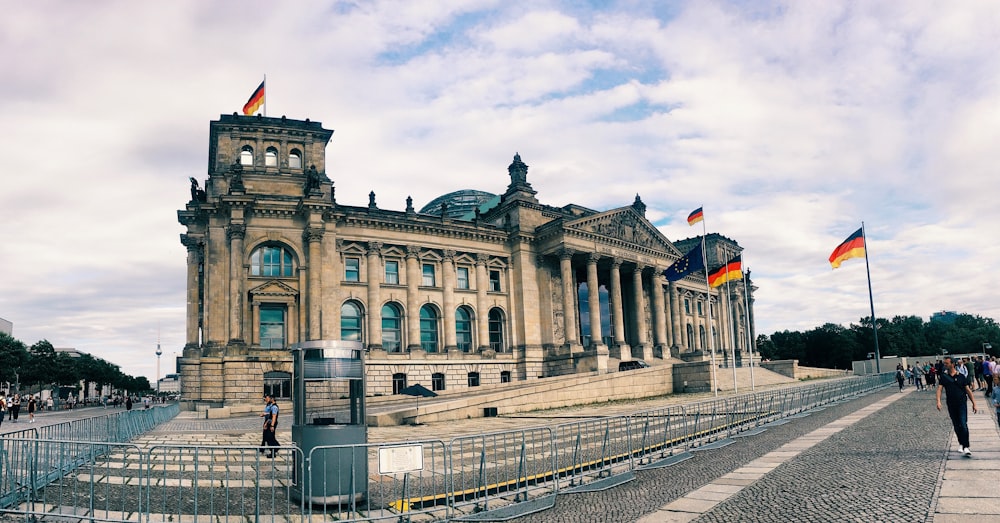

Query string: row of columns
[556,250,729,357]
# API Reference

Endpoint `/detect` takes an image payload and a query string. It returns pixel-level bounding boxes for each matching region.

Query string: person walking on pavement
[913,361,925,391]
[259,394,280,457]
[27,395,36,423]
[11,394,21,422]
[896,367,906,391]
[937,356,979,457]
[991,379,1000,429]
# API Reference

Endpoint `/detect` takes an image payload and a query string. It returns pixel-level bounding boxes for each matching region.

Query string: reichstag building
[177,114,755,409]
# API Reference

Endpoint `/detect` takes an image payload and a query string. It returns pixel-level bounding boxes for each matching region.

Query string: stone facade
[177,114,756,409]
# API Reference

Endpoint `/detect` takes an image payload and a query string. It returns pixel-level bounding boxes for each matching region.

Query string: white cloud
[1,0,999,383]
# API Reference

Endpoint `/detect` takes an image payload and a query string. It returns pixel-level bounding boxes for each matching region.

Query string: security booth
[291,340,367,505]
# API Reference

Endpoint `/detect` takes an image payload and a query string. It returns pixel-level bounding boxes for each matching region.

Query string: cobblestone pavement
[513,389,954,523]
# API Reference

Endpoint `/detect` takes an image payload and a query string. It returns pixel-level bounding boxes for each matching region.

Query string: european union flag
[663,245,704,282]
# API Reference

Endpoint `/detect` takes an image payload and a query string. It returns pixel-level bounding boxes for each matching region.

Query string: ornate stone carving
[587,252,601,264]
[367,241,383,255]
[226,223,245,241]
[303,227,324,243]
[442,249,456,262]
[406,245,421,259]
[180,234,202,252]
[476,253,489,266]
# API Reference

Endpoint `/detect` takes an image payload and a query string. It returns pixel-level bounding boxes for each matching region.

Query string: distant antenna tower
[155,326,163,395]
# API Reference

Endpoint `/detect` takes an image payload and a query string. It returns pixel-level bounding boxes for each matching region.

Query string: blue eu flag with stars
[662,245,704,282]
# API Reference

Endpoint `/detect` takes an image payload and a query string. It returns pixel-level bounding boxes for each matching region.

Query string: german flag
[708,256,742,287]
[242,80,265,115]
[829,227,865,269]
[687,207,704,226]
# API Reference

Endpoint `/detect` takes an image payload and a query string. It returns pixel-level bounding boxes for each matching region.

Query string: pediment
[565,208,681,256]
[248,279,299,297]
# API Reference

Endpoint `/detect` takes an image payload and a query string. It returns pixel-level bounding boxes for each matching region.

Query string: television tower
[155,328,163,395]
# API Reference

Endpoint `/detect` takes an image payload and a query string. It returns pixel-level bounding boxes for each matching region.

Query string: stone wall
[671,361,712,393]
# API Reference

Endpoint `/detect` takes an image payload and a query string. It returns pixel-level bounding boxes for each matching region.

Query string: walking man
[937,356,979,457]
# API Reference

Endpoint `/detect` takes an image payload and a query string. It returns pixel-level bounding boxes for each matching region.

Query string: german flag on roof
[242,80,265,115]
[708,256,742,287]
[829,227,865,269]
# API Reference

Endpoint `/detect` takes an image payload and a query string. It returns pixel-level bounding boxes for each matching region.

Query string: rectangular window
[457,267,470,289]
[489,270,501,292]
[422,263,436,287]
[684,299,690,315]
[345,257,360,282]
[385,260,399,284]
[697,302,703,315]
[260,306,285,349]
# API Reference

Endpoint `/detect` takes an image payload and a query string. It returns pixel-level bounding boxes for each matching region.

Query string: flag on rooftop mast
[242,77,266,116]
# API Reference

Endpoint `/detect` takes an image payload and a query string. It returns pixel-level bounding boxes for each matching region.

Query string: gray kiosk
[291,340,367,505]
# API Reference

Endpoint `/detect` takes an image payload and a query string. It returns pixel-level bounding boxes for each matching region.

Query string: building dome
[419,190,498,219]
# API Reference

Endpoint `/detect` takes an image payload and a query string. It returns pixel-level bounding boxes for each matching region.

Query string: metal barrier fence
[0,375,895,522]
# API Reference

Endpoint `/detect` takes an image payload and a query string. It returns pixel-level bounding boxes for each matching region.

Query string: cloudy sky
[3,1,999,383]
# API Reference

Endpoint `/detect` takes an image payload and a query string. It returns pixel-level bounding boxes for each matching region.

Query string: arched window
[419,305,439,352]
[263,371,291,399]
[289,149,302,169]
[488,308,505,352]
[467,372,480,387]
[432,372,445,391]
[382,303,403,352]
[699,325,706,349]
[455,306,473,352]
[392,373,407,395]
[265,147,278,167]
[686,324,694,349]
[240,145,254,166]
[250,245,294,277]
[341,301,364,342]
[500,371,512,383]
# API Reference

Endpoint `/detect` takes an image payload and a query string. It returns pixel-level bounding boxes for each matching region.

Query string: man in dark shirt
[936,356,978,456]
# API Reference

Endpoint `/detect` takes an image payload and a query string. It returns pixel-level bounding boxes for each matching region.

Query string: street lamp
[984,342,993,356]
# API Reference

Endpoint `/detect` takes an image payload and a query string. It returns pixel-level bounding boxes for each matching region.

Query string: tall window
[263,371,290,399]
[289,149,302,169]
[488,308,505,352]
[699,325,706,349]
[345,257,360,282]
[392,373,407,395]
[421,263,436,286]
[500,371,512,383]
[457,267,470,289]
[240,145,254,166]
[260,305,285,349]
[489,270,501,292]
[385,260,399,284]
[467,372,480,387]
[432,372,446,392]
[382,303,403,352]
[684,299,690,314]
[251,246,294,277]
[341,301,363,342]
[419,305,439,352]
[697,302,703,315]
[265,147,278,167]
[455,306,473,352]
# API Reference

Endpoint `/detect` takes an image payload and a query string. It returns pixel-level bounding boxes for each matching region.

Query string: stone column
[651,269,667,358]
[366,242,383,351]
[305,228,323,341]
[405,245,421,352]
[442,250,458,352]
[586,253,604,349]
[181,235,201,347]
[475,253,490,352]
[559,249,580,351]
[669,282,682,355]
[227,224,245,345]
[609,258,626,359]
[632,264,651,360]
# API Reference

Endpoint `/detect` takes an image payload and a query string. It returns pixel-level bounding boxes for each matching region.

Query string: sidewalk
[934,397,1000,522]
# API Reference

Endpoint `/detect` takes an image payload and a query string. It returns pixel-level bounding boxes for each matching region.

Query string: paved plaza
[2,385,998,522]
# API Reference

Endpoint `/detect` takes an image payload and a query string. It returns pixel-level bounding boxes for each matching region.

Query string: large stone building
[177,114,755,409]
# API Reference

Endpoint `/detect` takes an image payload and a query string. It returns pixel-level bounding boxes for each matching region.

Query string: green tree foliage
[1,334,151,396]
[759,313,1000,369]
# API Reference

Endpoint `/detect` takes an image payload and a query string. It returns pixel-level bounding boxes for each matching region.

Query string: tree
[0,332,28,387]
[22,340,57,391]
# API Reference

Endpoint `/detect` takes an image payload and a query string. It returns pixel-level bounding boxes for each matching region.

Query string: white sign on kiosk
[378,444,424,475]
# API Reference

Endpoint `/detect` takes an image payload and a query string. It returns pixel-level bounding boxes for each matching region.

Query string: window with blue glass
[457,267,470,289]
[385,260,399,284]
[419,305,439,352]
[251,246,294,277]
[341,301,363,342]
[382,303,403,352]
[421,263,436,286]
[456,306,473,352]
[260,305,285,349]
[345,257,360,282]
[488,308,505,352]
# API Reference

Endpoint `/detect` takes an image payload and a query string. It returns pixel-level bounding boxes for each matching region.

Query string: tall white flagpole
[699,216,719,397]
[263,74,267,117]
[861,222,881,373]
[724,253,738,393]
[741,253,755,390]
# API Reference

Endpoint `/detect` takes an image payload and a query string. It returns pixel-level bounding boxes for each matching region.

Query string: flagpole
[263,74,267,117]
[700,216,719,397]
[724,251,737,394]
[742,253,755,390]
[862,222,881,373]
